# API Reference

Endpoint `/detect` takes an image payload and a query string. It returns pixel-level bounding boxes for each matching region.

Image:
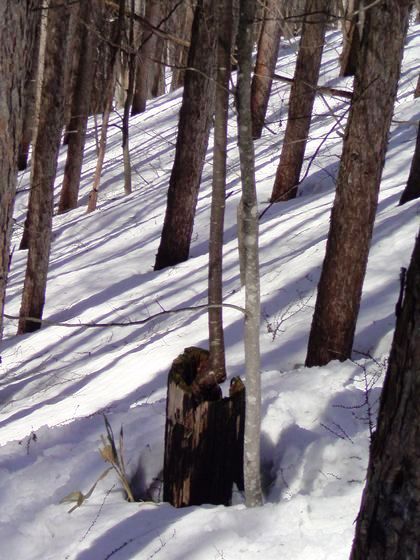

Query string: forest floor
[0,23,419,560]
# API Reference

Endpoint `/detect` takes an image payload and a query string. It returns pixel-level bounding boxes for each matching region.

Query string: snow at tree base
[0,23,419,560]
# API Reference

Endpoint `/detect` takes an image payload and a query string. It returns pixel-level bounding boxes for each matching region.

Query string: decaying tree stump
[163,347,245,507]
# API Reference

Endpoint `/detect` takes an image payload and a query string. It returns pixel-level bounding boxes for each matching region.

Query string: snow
[1,25,419,560]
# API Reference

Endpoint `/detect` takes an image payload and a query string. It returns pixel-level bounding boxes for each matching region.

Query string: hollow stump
[163,347,245,507]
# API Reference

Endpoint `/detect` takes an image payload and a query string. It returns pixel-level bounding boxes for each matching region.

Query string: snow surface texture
[1,25,419,560]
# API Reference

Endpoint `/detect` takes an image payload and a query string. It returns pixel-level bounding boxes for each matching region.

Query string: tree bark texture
[339,0,361,77]
[208,0,234,383]
[399,122,420,205]
[237,0,263,508]
[350,231,420,560]
[164,347,245,507]
[17,6,43,171]
[131,0,162,115]
[250,0,283,140]
[414,73,420,98]
[0,0,39,338]
[305,0,411,367]
[270,0,328,203]
[58,0,99,214]
[18,1,71,334]
[154,0,216,270]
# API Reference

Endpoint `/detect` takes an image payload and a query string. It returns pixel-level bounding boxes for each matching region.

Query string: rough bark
[237,0,263,508]
[399,122,420,205]
[131,0,162,115]
[164,347,245,507]
[339,0,361,77]
[251,0,283,140]
[305,0,410,367]
[350,231,420,560]
[17,7,43,171]
[0,0,39,338]
[18,1,71,334]
[270,0,329,203]
[154,0,216,270]
[58,0,99,214]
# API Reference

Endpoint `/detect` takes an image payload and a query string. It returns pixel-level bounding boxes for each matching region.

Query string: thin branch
[5,303,246,329]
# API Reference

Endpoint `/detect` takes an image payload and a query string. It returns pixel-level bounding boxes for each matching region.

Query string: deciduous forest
[0,1,419,558]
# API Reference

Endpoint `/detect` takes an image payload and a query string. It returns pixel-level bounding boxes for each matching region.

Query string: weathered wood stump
[163,347,245,507]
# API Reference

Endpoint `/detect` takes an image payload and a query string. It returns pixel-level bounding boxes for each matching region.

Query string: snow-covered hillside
[0,25,419,560]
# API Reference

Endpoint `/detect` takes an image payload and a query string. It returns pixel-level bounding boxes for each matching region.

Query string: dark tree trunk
[208,0,234,383]
[164,348,245,507]
[131,0,162,115]
[270,0,329,203]
[17,6,42,171]
[414,73,420,98]
[399,122,420,205]
[305,0,411,367]
[62,2,82,146]
[250,0,283,140]
[18,1,71,335]
[0,0,39,338]
[339,0,361,77]
[350,231,420,560]
[58,0,99,214]
[154,0,216,270]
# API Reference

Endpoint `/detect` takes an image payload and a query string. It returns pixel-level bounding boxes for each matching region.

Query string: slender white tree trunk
[237,0,263,508]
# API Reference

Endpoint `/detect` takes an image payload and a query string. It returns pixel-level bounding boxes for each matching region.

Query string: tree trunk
[237,0,263,508]
[122,0,136,196]
[131,0,162,115]
[208,0,234,383]
[58,0,99,214]
[339,0,361,77]
[87,0,125,213]
[250,0,283,140]
[17,7,43,171]
[18,1,71,334]
[170,1,194,92]
[305,0,410,367]
[414,73,420,98]
[164,347,245,507]
[350,230,420,560]
[154,0,216,271]
[270,0,329,203]
[399,122,420,205]
[0,0,39,338]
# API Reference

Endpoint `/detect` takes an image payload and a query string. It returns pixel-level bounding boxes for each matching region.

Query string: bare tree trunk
[305,0,410,367]
[415,73,420,98]
[399,122,420,205]
[131,0,162,115]
[170,1,194,91]
[154,0,216,271]
[208,0,234,383]
[62,2,82,146]
[237,0,263,508]
[122,0,136,196]
[350,231,420,560]
[339,0,361,77]
[18,1,71,334]
[87,0,125,213]
[17,7,43,171]
[58,0,99,214]
[270,0,329,203]
[0,0,39,338]
[251,0,283,140]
